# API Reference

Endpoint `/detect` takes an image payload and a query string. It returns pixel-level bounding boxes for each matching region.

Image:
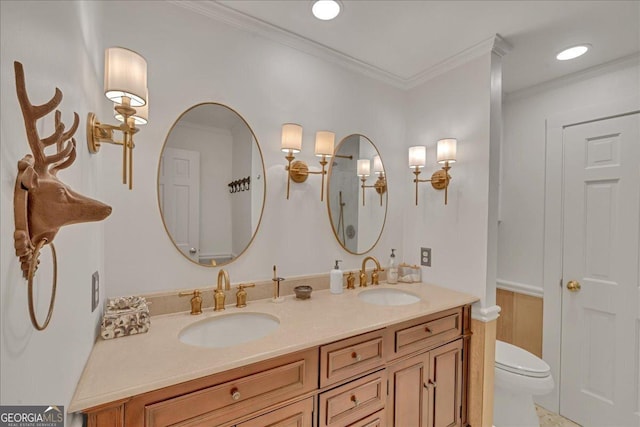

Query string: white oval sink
[358,288,420,306]
[179,312,280,348]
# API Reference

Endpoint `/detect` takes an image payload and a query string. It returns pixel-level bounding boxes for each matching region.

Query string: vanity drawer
[347,410,386,427]
[320,330,385,388]
[144,348,317,427]
[318,370,386,427]
[387,308,462,359]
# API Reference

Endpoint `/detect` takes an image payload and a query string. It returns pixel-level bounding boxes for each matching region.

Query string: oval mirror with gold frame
[327,134,387,254]
[157,103,266,267]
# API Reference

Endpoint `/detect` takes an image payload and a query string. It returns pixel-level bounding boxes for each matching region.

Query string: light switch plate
[91,271,99,312]
[421,247,431,267]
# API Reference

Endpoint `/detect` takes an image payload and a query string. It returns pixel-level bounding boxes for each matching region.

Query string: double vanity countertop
[69,282,478,413]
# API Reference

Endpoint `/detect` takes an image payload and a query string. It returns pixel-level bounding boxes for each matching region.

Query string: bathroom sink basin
[358,288,420,306]
[179,312,280,348]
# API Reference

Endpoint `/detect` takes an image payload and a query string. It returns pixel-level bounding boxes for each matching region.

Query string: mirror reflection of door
[158,103,266,267]
[159,148,200,262]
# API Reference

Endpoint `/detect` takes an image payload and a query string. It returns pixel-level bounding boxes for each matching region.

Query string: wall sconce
[409,138,456,205]
[281,124,335,201]
[357,156,387,206]
[87,47,149,190]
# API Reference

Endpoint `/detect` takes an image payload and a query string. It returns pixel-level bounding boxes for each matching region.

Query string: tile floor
[536,405,582,427]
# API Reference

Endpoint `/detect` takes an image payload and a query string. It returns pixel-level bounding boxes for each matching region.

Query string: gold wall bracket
[413,162,452,205]
[285,157,329,200]
[360,175,387,206]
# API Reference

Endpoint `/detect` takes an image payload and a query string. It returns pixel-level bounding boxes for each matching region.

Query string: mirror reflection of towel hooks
[228,176,251,194]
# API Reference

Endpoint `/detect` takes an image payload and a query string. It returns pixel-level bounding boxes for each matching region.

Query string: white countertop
[69,282,478,412]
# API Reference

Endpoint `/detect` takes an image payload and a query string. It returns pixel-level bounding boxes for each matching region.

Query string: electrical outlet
[421,247,431,267]
[91,271,100,312]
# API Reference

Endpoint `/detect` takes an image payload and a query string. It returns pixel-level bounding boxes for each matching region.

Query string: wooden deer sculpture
[13,61,112,330]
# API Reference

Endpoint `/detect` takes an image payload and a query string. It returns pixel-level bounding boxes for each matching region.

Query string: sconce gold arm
[413,162,452,206]
[87,98,140,190]
[360,175,387,206]
[285,154,329,201]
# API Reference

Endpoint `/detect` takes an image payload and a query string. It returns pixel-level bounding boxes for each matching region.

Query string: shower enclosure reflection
[327,134,387,254]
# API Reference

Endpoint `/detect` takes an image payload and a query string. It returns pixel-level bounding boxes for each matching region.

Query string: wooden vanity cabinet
[82,304,471,427]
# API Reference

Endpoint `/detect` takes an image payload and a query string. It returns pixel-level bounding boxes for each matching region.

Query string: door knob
[189,248,197,255]
[567,280,581,292]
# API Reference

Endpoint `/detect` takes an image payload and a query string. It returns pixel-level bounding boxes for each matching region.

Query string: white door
[159,147,200,262]
[560,113,639,426]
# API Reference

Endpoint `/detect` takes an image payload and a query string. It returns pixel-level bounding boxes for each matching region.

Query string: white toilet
[493,340,554,427]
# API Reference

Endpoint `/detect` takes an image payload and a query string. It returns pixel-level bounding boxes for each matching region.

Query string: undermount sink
[179,312,280,348]
[358,288,421,306]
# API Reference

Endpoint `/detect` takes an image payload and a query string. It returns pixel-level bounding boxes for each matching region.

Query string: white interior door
[159,147,200,262]
[560,113,639,426]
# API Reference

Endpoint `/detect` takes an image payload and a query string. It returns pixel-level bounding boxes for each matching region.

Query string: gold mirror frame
[157,102,266,267]
[326,134,388,255]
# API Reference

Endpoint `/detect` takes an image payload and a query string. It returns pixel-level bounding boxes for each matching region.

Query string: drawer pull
[424,379,437,389]
[425,326,432,333]
[351,395,359,406]
[351,352,362,362]
[230,388,241,401]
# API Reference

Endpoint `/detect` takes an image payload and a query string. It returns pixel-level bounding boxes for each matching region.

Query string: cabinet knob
[424,379,437,389]
[351,395,359,406]
[425,326,432,333]
[231,388,241,401]
[351,352,362,362]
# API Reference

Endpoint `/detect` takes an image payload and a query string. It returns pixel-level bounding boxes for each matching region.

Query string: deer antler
[14,61,79,176]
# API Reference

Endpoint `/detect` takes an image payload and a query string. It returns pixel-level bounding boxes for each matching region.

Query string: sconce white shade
[281,123,303,153]
[104,47,148,107]
[437,138,457,164]
[357,159,370,177]
[373,155,384,174]
[409,146,426,168]
[114,89,148,125]
[314,131,335,157]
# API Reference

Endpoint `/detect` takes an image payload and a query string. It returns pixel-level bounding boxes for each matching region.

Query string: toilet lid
[495,340,550,378]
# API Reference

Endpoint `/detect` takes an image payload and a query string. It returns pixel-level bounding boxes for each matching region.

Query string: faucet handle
[179,289,203,315]
[236,284,255,308]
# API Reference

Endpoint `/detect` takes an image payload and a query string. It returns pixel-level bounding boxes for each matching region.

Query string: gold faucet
[236,284,255,308]
[360,256,383,287]
[178,289,203,315]
[345,271,356,289]
[214,269,230,311]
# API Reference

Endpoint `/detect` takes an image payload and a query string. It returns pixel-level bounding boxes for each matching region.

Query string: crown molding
[169,1,510,91]
[505,52,640,102]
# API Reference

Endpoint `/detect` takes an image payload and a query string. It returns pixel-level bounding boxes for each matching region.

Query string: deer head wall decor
[13,61,112,330]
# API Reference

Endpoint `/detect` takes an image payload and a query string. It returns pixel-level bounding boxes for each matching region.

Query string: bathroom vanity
[70,283,477,427]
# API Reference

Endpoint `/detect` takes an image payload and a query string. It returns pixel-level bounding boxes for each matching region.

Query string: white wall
[0,1,106,425]
[403,54,497,307]
[498,56,640,293]
[99,1,407,296]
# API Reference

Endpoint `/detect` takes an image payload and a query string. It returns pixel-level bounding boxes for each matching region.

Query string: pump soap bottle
[330,260,344,294]
[388,249,398,284]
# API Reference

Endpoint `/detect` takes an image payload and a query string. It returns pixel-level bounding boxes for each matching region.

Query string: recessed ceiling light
[312,0,341,21]
[556,44,591,61]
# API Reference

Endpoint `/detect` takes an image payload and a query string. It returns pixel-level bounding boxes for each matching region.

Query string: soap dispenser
[387,249,398,284]
[330,260,343,294]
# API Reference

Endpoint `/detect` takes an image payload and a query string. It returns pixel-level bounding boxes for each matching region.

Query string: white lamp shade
[437,138,457,163]
[409,146,426,168]
[281,123,303,153]
[357,159,370,177]
[114,89,148,125]
[373,155,384,174]
[314,131,335,157]
[104,47,147,107]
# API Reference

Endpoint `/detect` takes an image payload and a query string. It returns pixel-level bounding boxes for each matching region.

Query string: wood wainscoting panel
[468,318,496,427]
[496,289,543,357]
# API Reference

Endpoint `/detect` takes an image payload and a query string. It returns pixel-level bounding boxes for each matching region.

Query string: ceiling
[209,0,640,93]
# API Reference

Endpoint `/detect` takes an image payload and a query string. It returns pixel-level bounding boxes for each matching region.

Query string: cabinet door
[235,397,313,427]
[386,352,429,427]
[427,340,463,427]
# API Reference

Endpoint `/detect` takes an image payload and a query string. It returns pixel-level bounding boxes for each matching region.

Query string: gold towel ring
[27,238,57,331]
